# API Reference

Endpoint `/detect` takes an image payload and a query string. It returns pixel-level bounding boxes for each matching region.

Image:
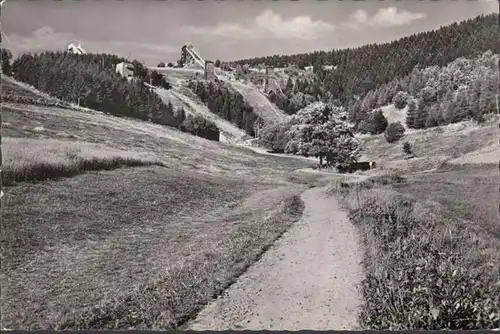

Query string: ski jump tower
[181,43,205,69]
[264,67,283,95]
[180,42,218,81]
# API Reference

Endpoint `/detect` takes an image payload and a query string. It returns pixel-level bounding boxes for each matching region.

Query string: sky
[2,0,498,66]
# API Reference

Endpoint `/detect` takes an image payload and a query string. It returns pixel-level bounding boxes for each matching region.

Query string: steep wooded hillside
[235,14,498,105]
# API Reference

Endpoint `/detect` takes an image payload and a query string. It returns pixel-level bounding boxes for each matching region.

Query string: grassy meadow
[1,92,316,329]
[2,75,499,330]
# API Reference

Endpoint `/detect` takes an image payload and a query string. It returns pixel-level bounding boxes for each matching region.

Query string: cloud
[185,9,335,41]
[344,7,427,30]
[478,0,498,12]
[6,26,178,62]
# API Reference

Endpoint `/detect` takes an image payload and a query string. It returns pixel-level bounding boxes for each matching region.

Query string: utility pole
[496,94,499,116]
[1,0,5,199]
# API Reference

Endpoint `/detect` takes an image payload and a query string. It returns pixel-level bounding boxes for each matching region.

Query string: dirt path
[187,186,364,331]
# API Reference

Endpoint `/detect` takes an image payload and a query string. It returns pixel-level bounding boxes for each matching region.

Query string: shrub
[384,122,406,143]
[150,70,171,90]
[259,120,292,153]
[157,62,166,68]
[358,110,388,135]
[402,141,413,156]
[392,91,409,109]
[370,109,389,134]
[180,114,220,141]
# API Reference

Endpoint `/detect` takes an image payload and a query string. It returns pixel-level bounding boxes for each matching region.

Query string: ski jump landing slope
[154,87,248,143]
[223,79,287,124]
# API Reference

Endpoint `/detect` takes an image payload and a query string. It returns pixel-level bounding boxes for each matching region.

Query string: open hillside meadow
[1,83,319,329]
[1,4,499,331]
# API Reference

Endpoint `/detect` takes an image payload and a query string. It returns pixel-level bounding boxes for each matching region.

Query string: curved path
[187,186,364,331]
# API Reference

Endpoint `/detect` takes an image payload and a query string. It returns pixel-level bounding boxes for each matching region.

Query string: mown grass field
[1,95,314,329]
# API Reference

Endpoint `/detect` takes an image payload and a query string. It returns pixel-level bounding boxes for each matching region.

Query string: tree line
[8,50,220,141]
[348,51,499,131]
[234,14,498,111]
[188,80,264,136]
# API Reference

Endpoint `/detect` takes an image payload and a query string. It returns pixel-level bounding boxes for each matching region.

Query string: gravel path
[188,186,364,331]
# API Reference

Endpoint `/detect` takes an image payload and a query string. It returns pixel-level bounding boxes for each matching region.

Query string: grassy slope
[2,76,59,102]
[155,87,249,142]
[1,92,314,329]
[334,114,500,329]
[359,116,500,172]
[1,76,95,113]
[380,104,408,129]
[151,66,287,124]
[227,79,287,122]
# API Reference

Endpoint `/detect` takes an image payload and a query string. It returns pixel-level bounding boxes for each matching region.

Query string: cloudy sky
[3,0,498,66]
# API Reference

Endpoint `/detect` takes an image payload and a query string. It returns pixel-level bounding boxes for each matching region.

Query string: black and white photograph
[0,0,499,330]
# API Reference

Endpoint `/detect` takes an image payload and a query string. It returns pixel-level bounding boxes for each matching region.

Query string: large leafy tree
[259,119,292,153]
[284,102,360,166]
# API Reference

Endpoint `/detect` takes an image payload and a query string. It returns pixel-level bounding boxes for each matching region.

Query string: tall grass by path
[2,137,165,185]
[330,172,500,330]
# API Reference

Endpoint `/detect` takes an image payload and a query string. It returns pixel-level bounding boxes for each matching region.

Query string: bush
[370,109,389,134]
[150,71,171,90]
[384,122,406,143]
[392,91,409,109]
[259,120,292,153]
[157,62,166,68]
[402,141,413,156]
[180,114,220,141]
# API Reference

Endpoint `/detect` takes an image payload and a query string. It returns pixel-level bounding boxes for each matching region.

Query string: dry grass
[360,116,499,170]
[1,99,313,330]
[330,168,500,330]
[2,137,164,185]
[380,104,408,129]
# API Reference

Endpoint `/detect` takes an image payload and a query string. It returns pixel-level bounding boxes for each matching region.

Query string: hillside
[358,115,500,172]
[155,87,249,142]
[1,79,318,329]
[349,51,499,133]
[226,80,287,122]
[235,14,498,104]
[152,66,288,125]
